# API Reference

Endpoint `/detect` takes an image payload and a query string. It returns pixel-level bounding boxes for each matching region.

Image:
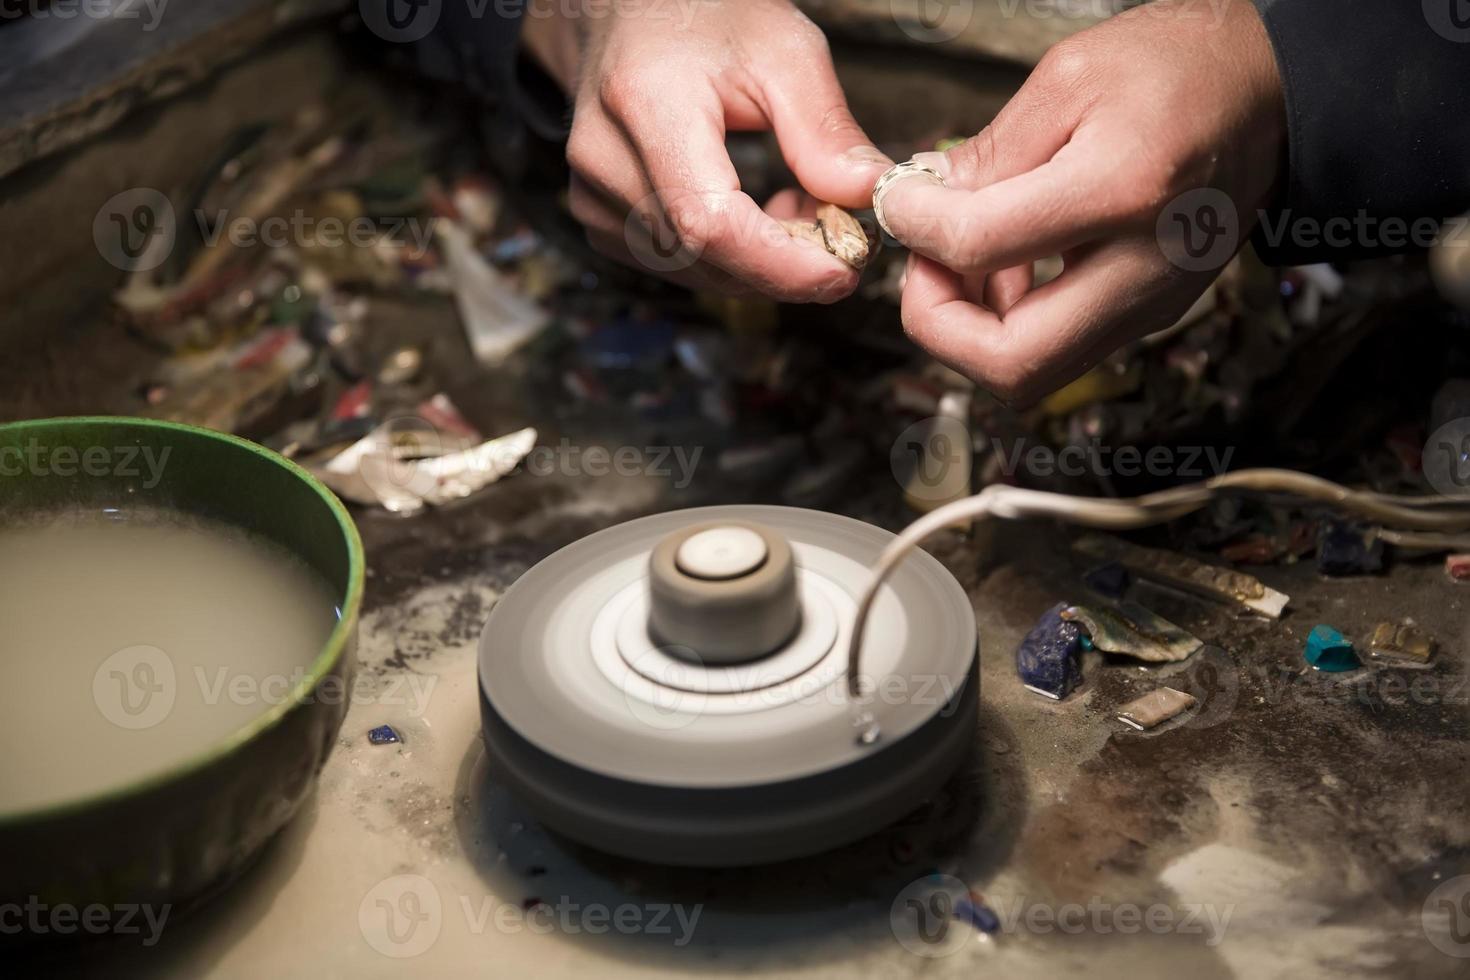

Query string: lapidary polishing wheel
[478,505,978,866]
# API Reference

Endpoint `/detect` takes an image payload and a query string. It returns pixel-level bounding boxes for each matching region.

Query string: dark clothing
[1250,0,1470,262]
[402,2,564,176]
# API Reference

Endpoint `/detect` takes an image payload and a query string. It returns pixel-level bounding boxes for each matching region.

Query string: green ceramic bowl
[0,417,363,920]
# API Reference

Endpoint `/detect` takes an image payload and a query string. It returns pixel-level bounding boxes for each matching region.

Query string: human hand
[523,0,891,301]
[878,0,1285,403]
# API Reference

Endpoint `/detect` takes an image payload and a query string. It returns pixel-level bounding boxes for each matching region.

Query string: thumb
[930,53,1080,191]
[761,50,892,209]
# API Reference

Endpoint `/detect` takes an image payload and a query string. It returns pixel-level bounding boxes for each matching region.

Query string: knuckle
[597,68,647,115]
[782,13,830,57]
[565,129,599,180]
[816,102,863,144]
[985,370,1037,407]
[662,197,716,254]
[1038,40,1094,87]
[583,227,609,255]
[948,126,998,183]
[972,351,1043,405]
[566,184,598,226]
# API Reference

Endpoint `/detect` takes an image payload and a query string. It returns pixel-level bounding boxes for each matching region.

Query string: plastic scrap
[1445,554,1470,582]
[436,217,550,366]
[1075,535,1290,619]
[143,327,316,436]
[1368,622,1435,665]
[1303,625,1360,672]
[316,422,537,514]
[1060,602,1203,663]
[1117,687,1198,731]
[1016,602,1086,700]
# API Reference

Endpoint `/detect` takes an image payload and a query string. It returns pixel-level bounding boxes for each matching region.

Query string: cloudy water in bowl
[0,506,341,814]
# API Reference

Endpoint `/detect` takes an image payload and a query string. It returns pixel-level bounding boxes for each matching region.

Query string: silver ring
[872,161,946,239]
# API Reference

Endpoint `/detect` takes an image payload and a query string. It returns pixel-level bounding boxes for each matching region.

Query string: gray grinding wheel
[477,505,978,866]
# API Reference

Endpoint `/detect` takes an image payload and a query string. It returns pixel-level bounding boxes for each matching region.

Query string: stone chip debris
[1117,687,1198,731]
[780,203,875,270]
[1368,621,1435,665]
[1061,601,1203,664]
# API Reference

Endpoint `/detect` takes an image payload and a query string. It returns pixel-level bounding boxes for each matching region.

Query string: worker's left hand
[521,0,891,301]
[878,0,1285,404]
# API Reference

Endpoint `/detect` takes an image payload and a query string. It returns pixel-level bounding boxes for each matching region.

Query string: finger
[612,83,858,302]
[566,114,651,217]
[567,174,626,238]
[762,188,820,221]
[881,143,1137,274]
[901,244,1170,404]
[585,226,747,296]
[924,47,1081,193]
[759,35,892,209]
[574,172,744,292]
[984,264,1033,316]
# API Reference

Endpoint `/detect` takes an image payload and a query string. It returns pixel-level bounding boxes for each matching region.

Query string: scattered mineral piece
[1368,622,1436,665]
[1117,687,1198,731]
[1446,554,1470,582]
[368,724,401,745]
[1303,625,1360,672]
[1075,535,1289,618]
[1061,602,1203,663]
[1082,561,1130,598]
[1015,602,1085,700]
[954,890,1000,934]
[1316,520,1384,576]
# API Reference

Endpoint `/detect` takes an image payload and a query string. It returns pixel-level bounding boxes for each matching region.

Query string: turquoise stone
[1304,625,1359,671]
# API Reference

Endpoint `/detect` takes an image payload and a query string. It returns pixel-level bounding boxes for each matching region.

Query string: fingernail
[910,151,952,179]
[844,145,895,169]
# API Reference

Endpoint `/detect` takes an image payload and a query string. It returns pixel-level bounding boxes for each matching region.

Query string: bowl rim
[0,415,366,827]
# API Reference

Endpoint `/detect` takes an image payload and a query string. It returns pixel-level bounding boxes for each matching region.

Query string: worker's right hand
[878,0,1286,405]
[521,0,891,302]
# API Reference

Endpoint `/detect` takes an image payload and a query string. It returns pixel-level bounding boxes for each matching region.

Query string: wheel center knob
[675,527,769,580]
[648,522,800,664]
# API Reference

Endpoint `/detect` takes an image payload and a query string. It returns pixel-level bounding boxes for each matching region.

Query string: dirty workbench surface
[41,453,1470,979]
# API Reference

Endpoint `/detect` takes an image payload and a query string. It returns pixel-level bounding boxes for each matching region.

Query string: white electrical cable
[845,469,1470,695]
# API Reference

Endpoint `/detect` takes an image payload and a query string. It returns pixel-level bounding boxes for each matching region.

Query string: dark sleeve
[1249,0,1470,264]
[371,3,569,174]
